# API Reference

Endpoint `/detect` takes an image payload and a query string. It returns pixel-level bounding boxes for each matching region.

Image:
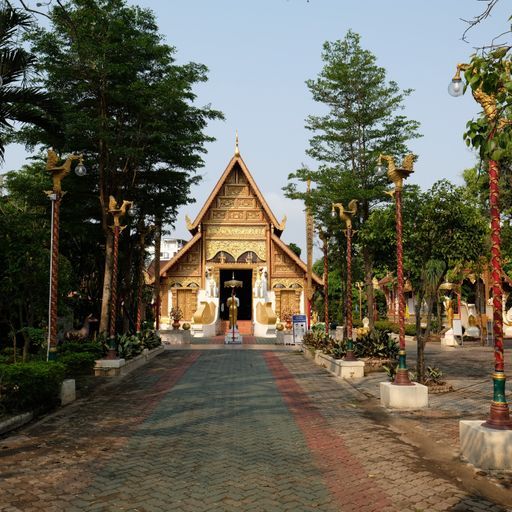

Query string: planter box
[94,345,164,377]
[310,351,365,379]
[360,358,393,374]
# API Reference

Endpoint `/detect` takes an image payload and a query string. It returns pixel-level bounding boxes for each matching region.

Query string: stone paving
[0,343,511,511]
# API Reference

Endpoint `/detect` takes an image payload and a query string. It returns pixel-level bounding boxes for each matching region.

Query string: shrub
[137,329,162,350]
[354,329,399,360]
[311,322,326,333]
[374,320,416,336]
[58,341,104,358]
[58,352,97,377]
[116,334,143,359]
[0,361,66,412]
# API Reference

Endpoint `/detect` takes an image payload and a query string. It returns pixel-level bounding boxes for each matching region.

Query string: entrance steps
[221,320,253,335]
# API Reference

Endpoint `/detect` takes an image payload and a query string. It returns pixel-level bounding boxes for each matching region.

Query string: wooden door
[175,289,194,321]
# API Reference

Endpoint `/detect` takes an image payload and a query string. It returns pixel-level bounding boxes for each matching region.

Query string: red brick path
[264,351,393,512]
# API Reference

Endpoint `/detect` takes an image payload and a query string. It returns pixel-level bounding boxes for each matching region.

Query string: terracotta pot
[182,322,191,331]
[172,320,181,330]
[285,320,292,331]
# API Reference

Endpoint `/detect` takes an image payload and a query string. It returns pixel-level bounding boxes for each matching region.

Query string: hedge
[58,352,97,377]
[0,361,66,413]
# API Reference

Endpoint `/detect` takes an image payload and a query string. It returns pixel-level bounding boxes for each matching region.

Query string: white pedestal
[337,360,365,379]
[460,420,512,470]
[380,381,428,409]
[225,327,242,344]
[60,379,76,405]
[441,329,459,347]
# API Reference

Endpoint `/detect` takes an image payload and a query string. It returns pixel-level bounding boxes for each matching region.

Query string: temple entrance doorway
[219,269,253,333]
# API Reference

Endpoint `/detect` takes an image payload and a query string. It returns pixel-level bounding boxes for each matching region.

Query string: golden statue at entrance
[224,273,243,332]
[227,295,239,328]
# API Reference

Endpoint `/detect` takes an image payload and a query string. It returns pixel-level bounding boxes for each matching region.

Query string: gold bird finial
[380,154,416,191]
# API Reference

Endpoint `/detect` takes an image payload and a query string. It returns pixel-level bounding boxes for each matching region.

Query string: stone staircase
[221,320,253,335]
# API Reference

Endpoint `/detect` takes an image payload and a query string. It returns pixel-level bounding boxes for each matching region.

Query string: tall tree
[0,3,56,161]
[19,0,222,333]
[284,30,421,330]
[362,180,488,382]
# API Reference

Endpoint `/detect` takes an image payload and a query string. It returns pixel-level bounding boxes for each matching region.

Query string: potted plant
[169,307,183,329]
[281,308,293,331]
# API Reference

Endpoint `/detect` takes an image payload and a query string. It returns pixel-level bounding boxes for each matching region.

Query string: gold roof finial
[235,130,240,156]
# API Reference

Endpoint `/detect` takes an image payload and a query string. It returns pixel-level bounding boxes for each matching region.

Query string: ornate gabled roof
[186,153,286,236]
[149,232,201,284]
[271,233,323,287]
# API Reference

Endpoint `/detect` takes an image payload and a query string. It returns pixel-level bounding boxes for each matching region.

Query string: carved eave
[187,154,284,237]
[150,232,202,284]
[271,233,323,287]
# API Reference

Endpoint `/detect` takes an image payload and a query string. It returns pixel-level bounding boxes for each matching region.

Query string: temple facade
[153,145,322,336]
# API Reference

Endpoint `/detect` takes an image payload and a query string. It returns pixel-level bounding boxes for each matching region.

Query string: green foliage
[354,329,399,360]
[137,329,162,350]
[287,243,302,257]
[302,331,333,352]
[58,352,96,377]
[0,5,57,161]
[0,361,65,412]
[425,366,444,385]
[461,48,512,164]
[311,322,326,333]
[58,341,104,358]
[116,333,143,360]
[374,320,416,336]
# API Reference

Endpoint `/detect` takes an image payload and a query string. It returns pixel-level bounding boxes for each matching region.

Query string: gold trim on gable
[206,240,266,262]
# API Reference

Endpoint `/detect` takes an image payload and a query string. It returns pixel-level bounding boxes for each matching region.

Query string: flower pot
[172,320,181,330]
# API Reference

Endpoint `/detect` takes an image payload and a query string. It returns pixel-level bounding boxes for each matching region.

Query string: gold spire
[235,131,240,156]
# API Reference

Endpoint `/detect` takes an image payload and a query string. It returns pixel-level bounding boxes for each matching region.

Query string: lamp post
[377,154,416,385]
[356,281,364,321]
[306,179,314,329]
[449,64,512,429]
[332,200,358,361]
[45,150,86,361]
[107,195,132,359]
[319,230,330,334]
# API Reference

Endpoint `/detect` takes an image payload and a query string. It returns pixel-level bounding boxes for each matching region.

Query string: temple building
[152,142,322,336]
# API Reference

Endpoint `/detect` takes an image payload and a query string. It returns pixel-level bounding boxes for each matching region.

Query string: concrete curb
[0,411,33,435]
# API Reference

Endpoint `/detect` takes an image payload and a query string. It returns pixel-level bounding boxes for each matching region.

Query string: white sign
[292,314,307,344]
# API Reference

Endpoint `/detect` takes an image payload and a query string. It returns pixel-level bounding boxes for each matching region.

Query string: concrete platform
[338,360,365,379]
[380,381,428,409]
[460,420,512,470]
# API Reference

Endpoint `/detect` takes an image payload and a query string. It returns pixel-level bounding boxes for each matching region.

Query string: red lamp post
[377,154,416,385]
[332,200,358,360]
[45,150,86,361]
[449,65,512,429]
[107,196,132,359]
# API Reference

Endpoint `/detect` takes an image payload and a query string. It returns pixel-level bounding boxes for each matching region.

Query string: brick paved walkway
[0,348,511,511]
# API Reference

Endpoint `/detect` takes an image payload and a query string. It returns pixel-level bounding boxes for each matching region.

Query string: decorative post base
[484,402,512,430]
[343,339,357,361]
[380,381,428,409]
[460,420,512,469]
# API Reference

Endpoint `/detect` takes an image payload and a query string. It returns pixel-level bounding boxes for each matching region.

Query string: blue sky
[4,0,511,254]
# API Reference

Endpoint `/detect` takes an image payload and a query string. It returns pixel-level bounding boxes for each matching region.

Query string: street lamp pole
[449,64,512,429]
[45,150,86,361]
[356,281,363,321]
[332,200,358,361]
[320,231,329,335]
[107,195,132,359]
[378,154,416,385]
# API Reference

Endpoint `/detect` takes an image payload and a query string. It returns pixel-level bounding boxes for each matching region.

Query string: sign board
[292,314,307,345]
[452,318,463,337]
